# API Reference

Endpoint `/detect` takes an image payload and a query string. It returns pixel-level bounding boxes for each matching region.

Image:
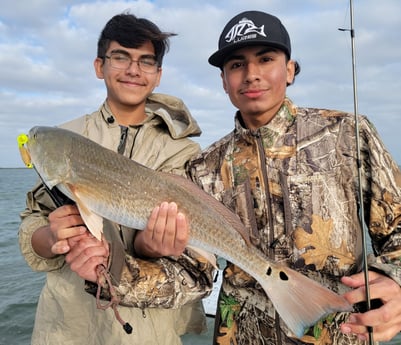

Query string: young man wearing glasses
[19,13,213,345]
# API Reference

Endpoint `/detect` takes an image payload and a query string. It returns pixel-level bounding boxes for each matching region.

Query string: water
[1,168,400,345]
[0,168,45,345]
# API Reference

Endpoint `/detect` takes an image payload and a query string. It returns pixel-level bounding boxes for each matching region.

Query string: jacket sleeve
[85,244,215,309]
[360,116,401,284]
[19,181,66,272]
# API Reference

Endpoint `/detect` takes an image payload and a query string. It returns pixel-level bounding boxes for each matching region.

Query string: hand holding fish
[65,234,109,282]
[340,271,401,342]
[31,204,87,258]
[134,202,189,257]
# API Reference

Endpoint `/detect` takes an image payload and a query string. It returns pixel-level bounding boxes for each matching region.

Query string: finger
[49,205,82,225]
[67,231,92,248]
[50,204,79,218]
[51,239,71,254]
[341,318,399,343]
[57,225,87,241]
[341,270,381,288]
[174,212,189,250]
[341,271,377,304]
[152,202,169,242]
[65,237,105,265]
[341,299,400,337]
[162,202,178,247]
[341,274,364,288]
[343,274,398,305]
[67,247,107,281]
[341,311,378,341]
[351,309,385,328]
[48,207,86,243]
[69,247,106,271]
[71,254,105,283]
[340,322,369,341]
[146,206,160,235]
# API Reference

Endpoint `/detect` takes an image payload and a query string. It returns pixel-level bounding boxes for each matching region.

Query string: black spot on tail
[266,267,272,276]
[279,271,288,281]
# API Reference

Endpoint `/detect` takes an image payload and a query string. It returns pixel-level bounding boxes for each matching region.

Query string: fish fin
[261,266,353,338]
[187,245,218,269]
[68,184,103,241]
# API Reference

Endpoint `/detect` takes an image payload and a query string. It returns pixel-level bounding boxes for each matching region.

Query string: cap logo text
[225,17,266,43]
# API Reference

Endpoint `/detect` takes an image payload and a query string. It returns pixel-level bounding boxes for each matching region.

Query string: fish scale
[21,126,353,338]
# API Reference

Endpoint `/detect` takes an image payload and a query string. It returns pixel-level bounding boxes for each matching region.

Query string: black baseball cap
[208,10,291,68]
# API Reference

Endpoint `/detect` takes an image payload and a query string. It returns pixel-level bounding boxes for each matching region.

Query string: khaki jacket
[19,94,214,345]
[187,98,401,345]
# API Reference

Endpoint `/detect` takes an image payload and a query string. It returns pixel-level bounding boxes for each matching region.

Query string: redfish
[19,126,352,338]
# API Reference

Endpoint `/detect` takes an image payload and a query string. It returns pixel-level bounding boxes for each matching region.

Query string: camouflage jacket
[187,98,401,345]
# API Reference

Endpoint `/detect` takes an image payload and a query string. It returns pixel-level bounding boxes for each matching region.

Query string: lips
[241,89,265,98]
[120,80,145,87]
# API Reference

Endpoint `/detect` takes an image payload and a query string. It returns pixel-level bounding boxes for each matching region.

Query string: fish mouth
[17,133,32,168]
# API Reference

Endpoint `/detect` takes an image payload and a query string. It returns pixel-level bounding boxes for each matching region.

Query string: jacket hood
[146,93,202,139]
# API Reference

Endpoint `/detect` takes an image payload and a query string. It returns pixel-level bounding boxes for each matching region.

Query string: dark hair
[97,13,176,66]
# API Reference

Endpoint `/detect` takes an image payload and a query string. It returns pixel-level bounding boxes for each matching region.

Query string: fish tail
[260,266,352,338]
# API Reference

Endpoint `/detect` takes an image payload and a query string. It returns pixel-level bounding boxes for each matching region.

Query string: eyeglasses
[104,53,159,74]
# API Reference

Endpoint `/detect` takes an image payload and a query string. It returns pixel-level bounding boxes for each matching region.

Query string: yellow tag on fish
[17,133,33,168]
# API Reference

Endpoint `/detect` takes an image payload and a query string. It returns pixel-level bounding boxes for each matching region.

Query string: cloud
[1,0,400,167]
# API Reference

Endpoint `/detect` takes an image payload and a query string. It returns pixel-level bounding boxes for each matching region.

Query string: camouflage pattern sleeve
[85,247,215,308]
[361,116,401,284]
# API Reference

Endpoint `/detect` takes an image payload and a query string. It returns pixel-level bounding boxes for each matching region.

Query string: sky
[1,0,400,167]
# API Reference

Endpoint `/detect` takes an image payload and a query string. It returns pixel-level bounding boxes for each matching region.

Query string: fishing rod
[17,133,133,334]
[339,1,374,344]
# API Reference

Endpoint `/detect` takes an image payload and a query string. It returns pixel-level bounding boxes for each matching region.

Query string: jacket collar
[146,93,201,139]
[99,93,202,139]
[234,97,297,143]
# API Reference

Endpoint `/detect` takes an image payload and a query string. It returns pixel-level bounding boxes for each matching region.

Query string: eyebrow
[110,49,130,56]
[109,49,156,60]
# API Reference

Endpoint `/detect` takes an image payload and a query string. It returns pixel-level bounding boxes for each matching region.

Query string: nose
[244,62,261,83]
[126,60,141,75]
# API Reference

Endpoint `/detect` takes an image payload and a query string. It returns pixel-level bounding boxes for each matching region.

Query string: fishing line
[339,1,374,344]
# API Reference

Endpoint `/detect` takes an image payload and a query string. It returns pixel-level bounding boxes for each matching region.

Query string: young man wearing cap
[187,10,401,345]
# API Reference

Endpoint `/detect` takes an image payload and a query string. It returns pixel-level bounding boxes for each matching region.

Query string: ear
[286,60,296,85]
[154,67,162,88]
[94,57,104,79]
[221,71,228,93]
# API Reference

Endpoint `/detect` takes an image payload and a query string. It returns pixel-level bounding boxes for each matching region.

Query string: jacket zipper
[117,126,128,155]
[253,130,275,258]
[254,130,283,345]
